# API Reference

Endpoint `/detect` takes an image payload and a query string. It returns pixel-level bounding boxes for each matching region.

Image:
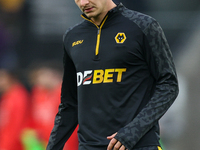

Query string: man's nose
[80,0,89,6]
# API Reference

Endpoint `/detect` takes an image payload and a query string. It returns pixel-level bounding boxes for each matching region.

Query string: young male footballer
[46,0,179,149]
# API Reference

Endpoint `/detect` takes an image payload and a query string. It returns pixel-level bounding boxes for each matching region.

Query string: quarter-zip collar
[80,3,124,26]
[80,3,124,60]
[81,14,108,60]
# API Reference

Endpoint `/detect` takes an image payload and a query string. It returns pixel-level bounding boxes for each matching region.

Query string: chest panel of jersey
[68,22,147,73]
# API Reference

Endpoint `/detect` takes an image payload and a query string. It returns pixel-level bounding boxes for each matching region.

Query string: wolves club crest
[115,32,126,44]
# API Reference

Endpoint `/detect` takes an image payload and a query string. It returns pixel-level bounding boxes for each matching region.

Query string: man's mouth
[84,7,93,13]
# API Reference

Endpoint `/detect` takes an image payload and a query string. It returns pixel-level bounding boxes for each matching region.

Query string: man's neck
[91,1,116,25]
[91,12,107,26]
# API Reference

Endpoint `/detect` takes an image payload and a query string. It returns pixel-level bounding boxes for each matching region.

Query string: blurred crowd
[0,0,200,150]
[0,61,79,150]
[0,1,78,150]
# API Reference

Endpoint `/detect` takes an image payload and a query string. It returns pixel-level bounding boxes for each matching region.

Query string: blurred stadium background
[0,0,200,149]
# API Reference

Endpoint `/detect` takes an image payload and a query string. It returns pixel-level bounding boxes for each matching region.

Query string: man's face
[75,0,108,19]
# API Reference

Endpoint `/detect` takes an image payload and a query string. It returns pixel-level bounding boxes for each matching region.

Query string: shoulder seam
[63,20,85,42]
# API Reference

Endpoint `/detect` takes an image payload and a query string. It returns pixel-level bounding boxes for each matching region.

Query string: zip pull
[95,16,108,58]
[95,28,101,56]
[81,14,108,60]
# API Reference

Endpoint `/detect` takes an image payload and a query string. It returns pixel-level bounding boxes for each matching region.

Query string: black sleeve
[115,20,179,149]
[46,48,78,150]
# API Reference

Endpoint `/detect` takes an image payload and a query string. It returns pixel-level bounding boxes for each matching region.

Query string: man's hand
[107,133,128,150]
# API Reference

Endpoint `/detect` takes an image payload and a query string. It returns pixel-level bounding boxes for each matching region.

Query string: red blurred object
[0,83,29,150]
[28,65,79,149]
